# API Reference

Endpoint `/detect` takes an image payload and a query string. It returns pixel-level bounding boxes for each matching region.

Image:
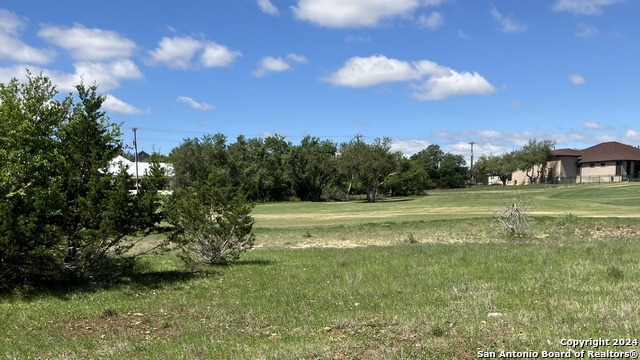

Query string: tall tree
[169,133,230,190]
[0,73,162,286]
[475,152,519,186]
[338,136,399,202]
[436,153,467,189]
[288,136,338,201]
[515,139,556,184]
[382,158,432,196]
[411,144,444,183]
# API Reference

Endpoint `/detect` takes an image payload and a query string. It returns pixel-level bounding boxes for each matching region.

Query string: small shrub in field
[405,233,419,244]
[166,184,255,265]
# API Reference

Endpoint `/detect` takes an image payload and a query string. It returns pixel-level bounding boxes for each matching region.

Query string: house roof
[107,156,174,177]
[553,148,582,157]
[576,141,640,163]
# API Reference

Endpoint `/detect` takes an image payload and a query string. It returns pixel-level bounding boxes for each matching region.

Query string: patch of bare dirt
[59,310,177,339]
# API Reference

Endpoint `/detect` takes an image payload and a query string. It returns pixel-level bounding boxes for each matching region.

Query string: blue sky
[1,0,638,162]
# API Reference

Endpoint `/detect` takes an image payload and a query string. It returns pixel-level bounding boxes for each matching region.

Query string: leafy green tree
[166,135,255,265]
[515,139,556,184]
[382,158,432,196]
[410,144,444,183]
[0,72,162,287]
[0,73,70,285]
[436,153,467,189]
[475,152,519,186]
[288,136,338,201]
[337,135,368,200]
[410,144,468,189]
[169,133,231,190]
[338,136,400,202]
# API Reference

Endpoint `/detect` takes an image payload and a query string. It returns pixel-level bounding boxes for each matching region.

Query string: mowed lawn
[1,183,640,359]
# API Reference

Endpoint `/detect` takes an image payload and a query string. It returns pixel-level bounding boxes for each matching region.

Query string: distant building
[108,152,174,178]
[511,141,640,185]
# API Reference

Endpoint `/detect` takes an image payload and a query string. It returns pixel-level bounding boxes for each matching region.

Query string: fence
[516,174,640,185]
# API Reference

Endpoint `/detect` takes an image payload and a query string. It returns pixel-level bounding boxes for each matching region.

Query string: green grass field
[1,183,639,359]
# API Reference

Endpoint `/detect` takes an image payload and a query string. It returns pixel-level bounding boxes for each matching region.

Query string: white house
[107,154,174,178]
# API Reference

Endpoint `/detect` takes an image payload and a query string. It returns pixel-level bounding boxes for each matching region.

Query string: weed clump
[491,195,532,239]
[606,265,624,280]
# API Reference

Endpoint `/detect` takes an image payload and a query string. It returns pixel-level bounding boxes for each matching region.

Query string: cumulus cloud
[258,0,279,15]
[32,59,144,93]
[567,73,586,85]
[200,41,241,67]
[412,70,495,100]
[0,58,142,94]
[491,7,527,33]
[253,53,307,77]
[323,55,423,87]
[417,12,443,30]
[148,36,241,69]
[103,94,147,114]
[177,96,215,111]
[323,55,494,101]
[291,0,443,28]
[0,10,53,65]
[552,0,622,15]
[581,120,609,130]
[38,24,136,61]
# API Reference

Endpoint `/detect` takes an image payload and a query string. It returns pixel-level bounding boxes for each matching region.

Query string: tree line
[168,134,470,203]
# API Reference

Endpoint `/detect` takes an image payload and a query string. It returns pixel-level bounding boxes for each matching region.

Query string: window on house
[589,163,595,168]
[600,163,606,167]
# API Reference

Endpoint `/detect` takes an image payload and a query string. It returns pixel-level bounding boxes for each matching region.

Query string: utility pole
[133,127,139,194]
[469,141,475,185]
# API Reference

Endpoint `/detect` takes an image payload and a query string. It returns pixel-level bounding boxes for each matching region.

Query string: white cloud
[412,70,495,100]
[417,12,443,30]
[148,36,241,69]
[581,120,609,130]
[200,42,241,67]
[575,23,599,37]
[552,0,622,15]
[38,24,136,61]
[0,9,24,35]
[0,10,53,65]
[291,0,443,28]
[567,73,586,85]
[390,139,431,156]
[490,7,527,33]
[458,30,470,39]
[40,59,143,92]
[625,129,640,142]
[286,53,308,63]
[258,0,279,15]
[254,53,307,77]
[103,94,147,114]
[324,55,494,100]
[0,61,141,93]
[177,96,215,111]
[323,55,422,87]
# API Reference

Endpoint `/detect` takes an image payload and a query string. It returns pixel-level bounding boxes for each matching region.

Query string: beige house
[511,141,640,185]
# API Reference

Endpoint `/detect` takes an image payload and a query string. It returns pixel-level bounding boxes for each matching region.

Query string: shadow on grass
[1,256,276,301]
